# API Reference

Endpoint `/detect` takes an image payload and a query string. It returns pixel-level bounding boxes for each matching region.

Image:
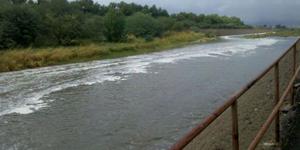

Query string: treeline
[0,0,250,49]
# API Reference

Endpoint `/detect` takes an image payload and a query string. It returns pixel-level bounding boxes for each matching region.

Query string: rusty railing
[170,38,300,150]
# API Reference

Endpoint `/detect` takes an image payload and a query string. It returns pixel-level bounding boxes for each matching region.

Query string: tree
[118,1,139,16]
[0,6,41,49]
[275,24,287,29]
[70,0,103,14]
[46,14,83,45]
[48,0,71,16]
[0,21,17,49]
[0,0,249,50]
[27,0,34,5]
[157,17,175,32]
[149,5,168,17]
[81,15,105,40]
[0,0,11,8]
[125,12,162,39]
[173,12,197,21]
[11,0,26,4]
[37,0,48,5]
[103,8,125,42]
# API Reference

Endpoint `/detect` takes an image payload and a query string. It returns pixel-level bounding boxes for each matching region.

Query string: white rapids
[0,36,279,116]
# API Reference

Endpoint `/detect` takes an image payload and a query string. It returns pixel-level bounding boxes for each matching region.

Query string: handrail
[248,65,300,149]
[170,38,300,150]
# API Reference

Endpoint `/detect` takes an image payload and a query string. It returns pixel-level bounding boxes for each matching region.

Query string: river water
[0,36,297,150]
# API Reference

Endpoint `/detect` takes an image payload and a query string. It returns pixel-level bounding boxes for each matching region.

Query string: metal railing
[170,38,300,150]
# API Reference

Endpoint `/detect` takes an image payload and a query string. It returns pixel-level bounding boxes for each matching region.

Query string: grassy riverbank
[244,28,300,39]
[0,31,216,73]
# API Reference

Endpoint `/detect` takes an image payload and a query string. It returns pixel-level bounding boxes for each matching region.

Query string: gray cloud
[95,0,300,26]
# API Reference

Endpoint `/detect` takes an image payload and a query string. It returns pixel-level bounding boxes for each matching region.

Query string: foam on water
[0,36,279,116]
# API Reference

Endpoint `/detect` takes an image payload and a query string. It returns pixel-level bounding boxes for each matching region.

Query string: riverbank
[244,29,300,39]
[0,29,270,73]
[0,31,216,73]
[200,28,271,36]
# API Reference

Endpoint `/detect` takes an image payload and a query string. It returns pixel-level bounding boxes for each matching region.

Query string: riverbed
[0,35,297,150]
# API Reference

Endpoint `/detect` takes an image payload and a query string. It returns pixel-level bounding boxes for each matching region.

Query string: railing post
[232,101,239,150]
[294,44,297,74]
[291,44,297,105]
[274,63,280,143]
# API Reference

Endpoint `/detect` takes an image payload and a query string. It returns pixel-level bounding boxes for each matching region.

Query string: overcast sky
[96,0,300,26]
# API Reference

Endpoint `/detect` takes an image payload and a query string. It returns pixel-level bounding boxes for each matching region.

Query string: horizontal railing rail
[170,38,300,150]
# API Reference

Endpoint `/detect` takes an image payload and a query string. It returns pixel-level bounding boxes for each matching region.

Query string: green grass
[244,28,300,39]
[0,31,217,72]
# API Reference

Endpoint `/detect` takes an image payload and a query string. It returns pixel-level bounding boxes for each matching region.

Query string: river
[0,35,297,150]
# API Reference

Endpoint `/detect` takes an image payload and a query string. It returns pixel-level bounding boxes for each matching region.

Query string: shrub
[125,12,162,39]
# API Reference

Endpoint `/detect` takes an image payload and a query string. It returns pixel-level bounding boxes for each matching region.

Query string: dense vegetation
[0,0,249,50]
